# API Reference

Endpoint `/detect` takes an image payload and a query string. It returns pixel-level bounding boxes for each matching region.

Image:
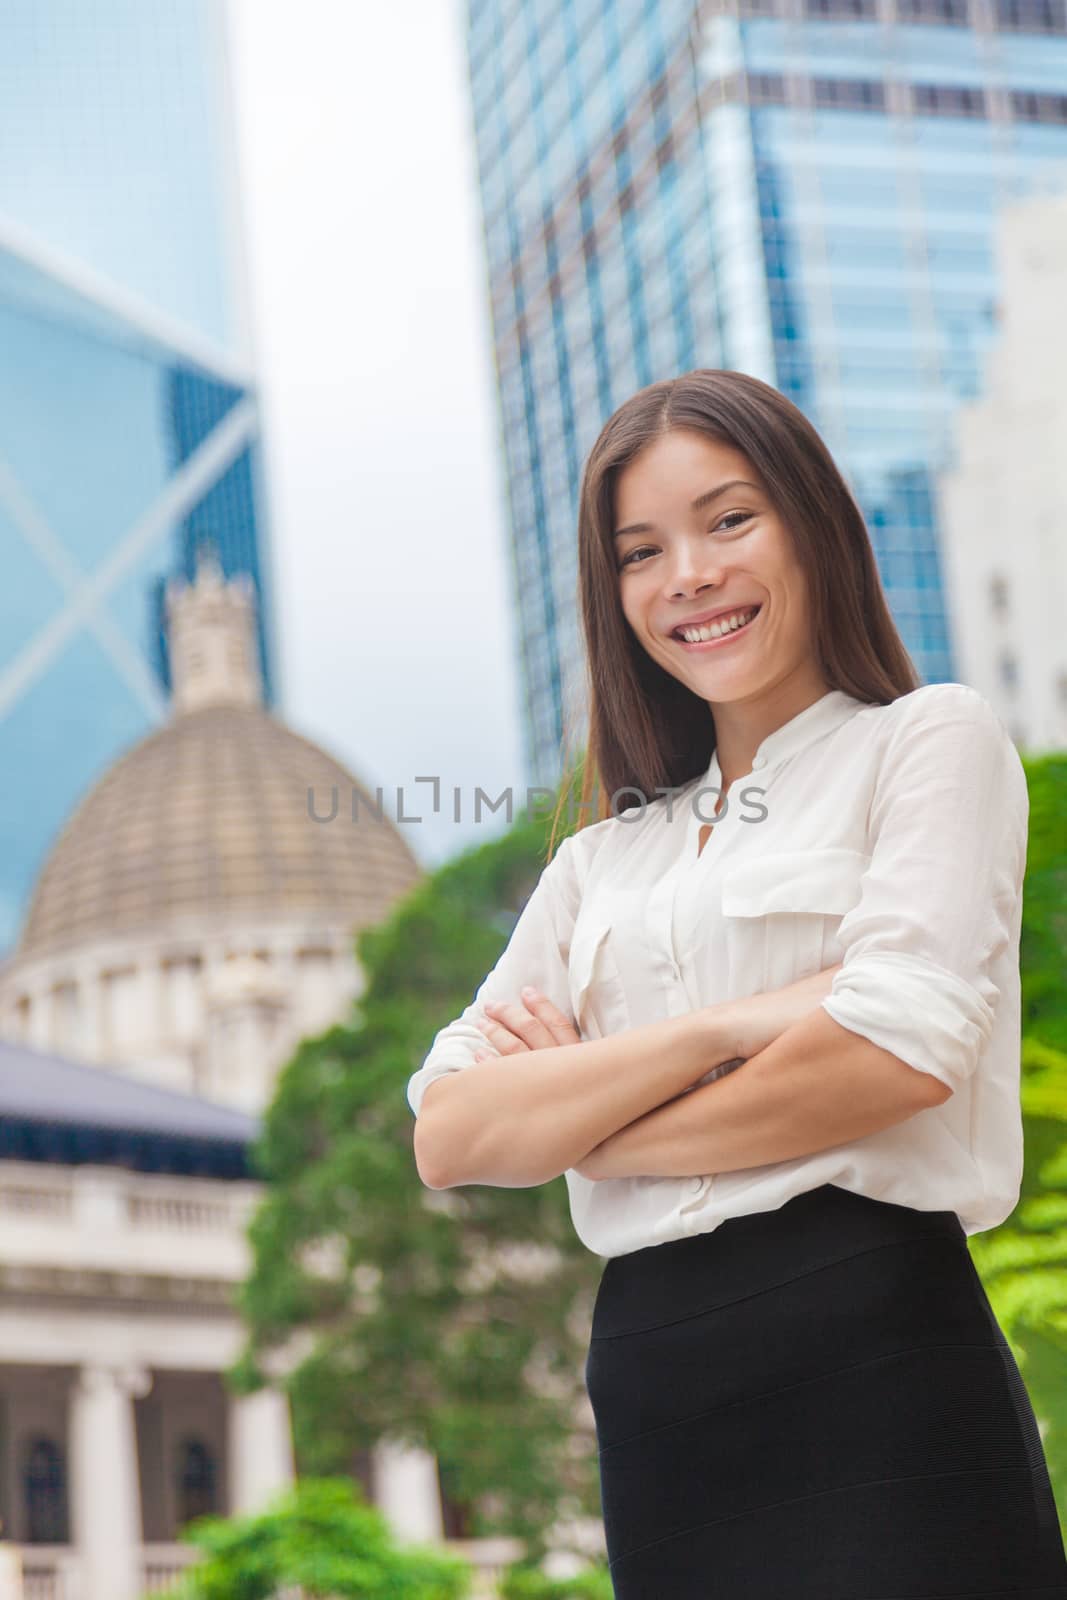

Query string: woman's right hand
[705,963,844,1067]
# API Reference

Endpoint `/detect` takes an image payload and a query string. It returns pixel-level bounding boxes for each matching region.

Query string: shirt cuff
[406,1021,501,1117]
[820,949,997,1092]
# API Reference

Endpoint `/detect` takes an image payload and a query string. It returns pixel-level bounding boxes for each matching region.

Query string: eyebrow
[612,479,762,541]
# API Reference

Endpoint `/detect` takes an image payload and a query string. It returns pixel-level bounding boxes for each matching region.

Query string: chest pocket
[567,917,629,1042]
[719,846,870,997]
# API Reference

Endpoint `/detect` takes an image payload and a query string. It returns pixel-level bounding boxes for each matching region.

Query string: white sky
[226,0,525,873]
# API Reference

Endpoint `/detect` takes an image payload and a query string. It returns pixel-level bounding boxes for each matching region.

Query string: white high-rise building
[936,184,1067,755]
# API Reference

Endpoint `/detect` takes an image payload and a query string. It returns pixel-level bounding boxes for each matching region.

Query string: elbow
[822,956,990,1113]
[412,1077,512,1188]
[413,1114,457,1190]
[900,1061,955,1112]
[414,1149,449,1190]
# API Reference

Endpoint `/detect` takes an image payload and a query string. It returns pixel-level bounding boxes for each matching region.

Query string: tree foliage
[232,808,605,1562]
[969,753,1067,1528]
[164,1476,472,1599]
[165,1475,615,1600]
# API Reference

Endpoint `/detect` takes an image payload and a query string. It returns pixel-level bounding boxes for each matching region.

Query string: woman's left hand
[471,987,580,1061]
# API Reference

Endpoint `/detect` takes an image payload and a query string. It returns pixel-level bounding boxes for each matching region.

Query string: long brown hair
[547,368,921,859]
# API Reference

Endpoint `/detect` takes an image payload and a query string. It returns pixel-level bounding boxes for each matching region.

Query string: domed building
[0,553,485,1599]
[0,549,423,1113]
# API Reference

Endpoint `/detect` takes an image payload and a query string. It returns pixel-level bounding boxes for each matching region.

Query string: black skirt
[584,1183,1067,1598]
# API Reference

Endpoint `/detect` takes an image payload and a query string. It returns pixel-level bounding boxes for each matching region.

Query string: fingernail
[521,986,538,998]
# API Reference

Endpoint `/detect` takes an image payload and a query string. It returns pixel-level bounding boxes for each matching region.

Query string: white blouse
[406,683,1030,1259]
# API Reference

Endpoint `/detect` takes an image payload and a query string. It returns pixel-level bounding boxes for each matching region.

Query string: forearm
[415,1009,722,1189]
[582,1005,950,1180]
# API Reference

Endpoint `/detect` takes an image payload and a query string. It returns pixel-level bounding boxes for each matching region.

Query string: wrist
[680,1002,746,1076]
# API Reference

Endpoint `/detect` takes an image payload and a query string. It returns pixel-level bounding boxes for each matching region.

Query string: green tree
[968,754,1067,1527]
[231,809,605,1563]
[163,1476,473,1599]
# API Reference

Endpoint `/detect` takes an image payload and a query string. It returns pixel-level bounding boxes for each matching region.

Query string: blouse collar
[700,688,870,788]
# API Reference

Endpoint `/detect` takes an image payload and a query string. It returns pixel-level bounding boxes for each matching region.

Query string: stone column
[70,1363,152,1600]
[374,1438,445,1543]
[227,1386,295,1514]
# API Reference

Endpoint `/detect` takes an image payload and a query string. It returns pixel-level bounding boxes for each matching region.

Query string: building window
[747,72,787,106]
[999,651,1019,694]
[175,1437,219,1526]
[436,1456,476,1540]
[101,967,139,1055]
[806,0,878,14]
[812,77,887,111]
[1011,90,1067,124]
[995,0,1067,28]
[912,83,987,117]
[162,955,203,1039]
[51,982,79,1052]
[14,994,31,1038]
[23,1436,68,1543]
[897,0,969,20]
[350,1447,375,1505]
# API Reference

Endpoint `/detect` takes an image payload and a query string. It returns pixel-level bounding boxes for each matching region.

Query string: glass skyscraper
[465,0,1067,785]
[0,0,278,952]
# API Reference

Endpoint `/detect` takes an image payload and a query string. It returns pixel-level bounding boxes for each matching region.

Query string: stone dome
[18,703,423,960]
[17,550,423,960]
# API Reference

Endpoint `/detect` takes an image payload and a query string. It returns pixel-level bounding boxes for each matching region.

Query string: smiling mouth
[671,605,762,648]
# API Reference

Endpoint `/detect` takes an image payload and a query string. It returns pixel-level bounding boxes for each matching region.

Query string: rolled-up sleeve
[820,684,1029,1093]
[405,832,583,1117]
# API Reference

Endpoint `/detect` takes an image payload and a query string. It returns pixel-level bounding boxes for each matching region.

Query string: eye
[617,511,754,570]
[716,511,753,533]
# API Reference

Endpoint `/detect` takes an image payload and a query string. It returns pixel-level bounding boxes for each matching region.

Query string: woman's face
[613,427,821,708]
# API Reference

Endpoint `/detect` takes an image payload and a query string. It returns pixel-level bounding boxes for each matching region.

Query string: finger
[477,1007,530,1056]
[517,987,581,1045]
[483,996,562,1052]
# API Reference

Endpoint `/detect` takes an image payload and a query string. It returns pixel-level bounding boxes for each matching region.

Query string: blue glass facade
[466,0,1067,786]
[0,0,277,953]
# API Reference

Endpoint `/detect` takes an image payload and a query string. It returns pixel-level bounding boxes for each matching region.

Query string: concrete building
[0,557,499,1595]
[0,1041,290,1599]
[936,185,1067,752]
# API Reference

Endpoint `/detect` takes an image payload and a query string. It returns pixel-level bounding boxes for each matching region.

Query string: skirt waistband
[591,1183,965,1341]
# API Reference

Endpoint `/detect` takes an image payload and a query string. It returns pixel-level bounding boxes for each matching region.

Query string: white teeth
[677,607,759,643]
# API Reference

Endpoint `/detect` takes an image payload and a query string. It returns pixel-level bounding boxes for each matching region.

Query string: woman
[407,370,1067,1596]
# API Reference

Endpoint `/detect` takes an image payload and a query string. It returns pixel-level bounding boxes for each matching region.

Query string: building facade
[465,0,1067,783]
[0,1040,294,1600]
[0,558,593,1596]
[936,186,1067,751]
[0,0,278,953]
[0,551,424,1116]
[0,558,552,1593]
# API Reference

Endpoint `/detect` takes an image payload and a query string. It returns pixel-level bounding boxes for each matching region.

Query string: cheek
[618,585,651,636]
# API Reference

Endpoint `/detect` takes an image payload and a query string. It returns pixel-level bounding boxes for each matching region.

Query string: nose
[664,548,727,600]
